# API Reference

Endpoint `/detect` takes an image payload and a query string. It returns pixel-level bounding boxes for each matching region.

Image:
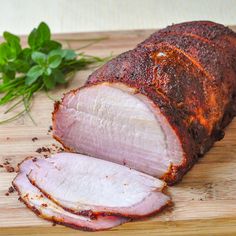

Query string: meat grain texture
[53,21,236,185]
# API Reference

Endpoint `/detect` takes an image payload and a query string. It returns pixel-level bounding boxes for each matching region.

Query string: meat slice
[53,21,236,184]
[13,158,128,231]
[27,153,170,218]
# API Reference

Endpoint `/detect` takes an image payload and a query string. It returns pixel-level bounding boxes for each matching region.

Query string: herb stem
[4,98,24,114]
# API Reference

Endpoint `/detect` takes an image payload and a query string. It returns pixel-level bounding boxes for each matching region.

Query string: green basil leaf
[53,70,66,84]
[37,22,51,42]
[63,49,77,60]
[49,49,76,60]
[28,28,37,49]
[20,48,32,62]
[43,75,55,89]
[7,61,18,71]
[44,67,52,76]
[3,31,21,57]
[3,31,20,44]
[26,65,43,85]
[0,43,8,64]
[7,47,18,60]
[32,51,47,66]
[0,42,18,61]
[41,40,62,53]
[48,55,62,68]
[28,22,51,50]
[48,48,63,57]
[9,59,30,73]
[2,71,15,83]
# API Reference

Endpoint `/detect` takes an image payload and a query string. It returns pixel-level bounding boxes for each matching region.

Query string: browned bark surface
[86,21,236,184]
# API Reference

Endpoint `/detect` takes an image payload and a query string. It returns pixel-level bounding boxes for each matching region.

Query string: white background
[0,0,236,34]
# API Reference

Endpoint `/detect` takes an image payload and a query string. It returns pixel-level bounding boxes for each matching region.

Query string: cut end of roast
[53,82,184,178]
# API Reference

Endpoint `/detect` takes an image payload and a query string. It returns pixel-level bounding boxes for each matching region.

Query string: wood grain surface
[0,27,236,236]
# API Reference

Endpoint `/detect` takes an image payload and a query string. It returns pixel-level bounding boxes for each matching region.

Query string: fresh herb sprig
[0,22,108,124]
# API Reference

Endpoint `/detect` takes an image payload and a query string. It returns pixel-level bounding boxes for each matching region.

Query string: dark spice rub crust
[86,21,236,184]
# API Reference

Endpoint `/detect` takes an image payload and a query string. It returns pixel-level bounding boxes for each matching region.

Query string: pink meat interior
[53,82,184,177]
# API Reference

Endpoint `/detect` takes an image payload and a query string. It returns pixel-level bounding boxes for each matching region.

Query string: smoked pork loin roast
[53,21,236,185]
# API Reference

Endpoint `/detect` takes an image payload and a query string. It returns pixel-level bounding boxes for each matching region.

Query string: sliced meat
[53,21,236,184]
[13,158,128,231]
[27,153,170,218]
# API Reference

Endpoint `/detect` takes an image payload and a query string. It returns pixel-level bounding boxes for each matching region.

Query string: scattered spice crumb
[8,186,15,193]
[6,137,10,140]
[36,147,51,153]
[2,158,16,173]
[5,186,15,196]
[32,157,37,162]
[47,126,53,135]
[43,147,50,152]
[32,137,38,142]
[36,148,42,153]
[200,198,203,201]
[41,203,48,207]
[5,166,14,173]
[35,144,64,156]
[52,222,57,227]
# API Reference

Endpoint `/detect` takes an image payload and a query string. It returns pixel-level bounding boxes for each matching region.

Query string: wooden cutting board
[1,27,236,236]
